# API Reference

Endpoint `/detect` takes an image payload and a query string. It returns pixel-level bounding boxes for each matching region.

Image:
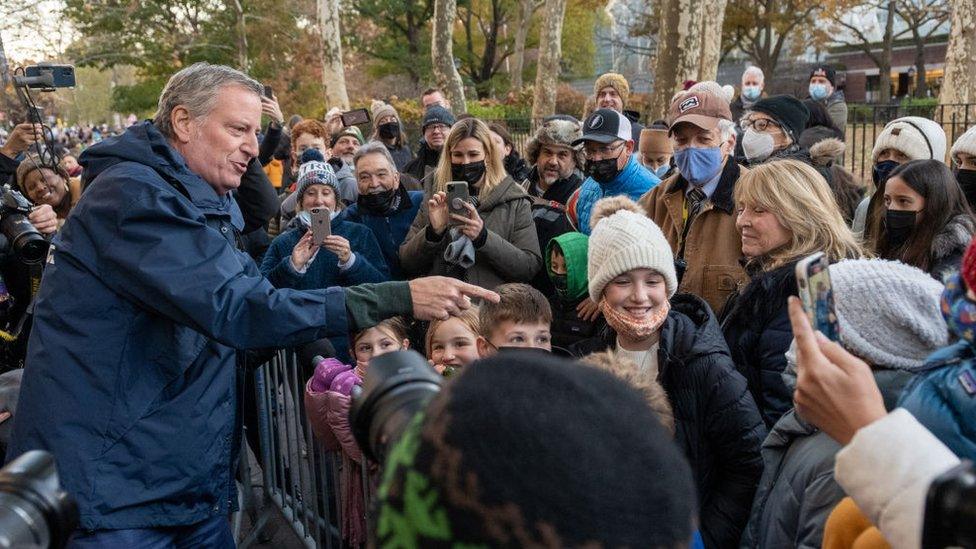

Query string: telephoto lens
[0,450,78,549]
[349,350,442,463]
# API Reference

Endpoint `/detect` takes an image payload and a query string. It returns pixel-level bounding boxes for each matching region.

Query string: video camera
[0,450,77,548]
[349,350,442,463]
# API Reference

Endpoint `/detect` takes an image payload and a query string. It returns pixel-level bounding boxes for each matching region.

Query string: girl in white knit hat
[950,125,976,208]
[569,195,765,549]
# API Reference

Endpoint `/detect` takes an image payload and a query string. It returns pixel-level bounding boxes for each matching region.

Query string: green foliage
[110,76,169,116]
[561,0,604,79]
[344,0,434,84]
[466,100,530,120]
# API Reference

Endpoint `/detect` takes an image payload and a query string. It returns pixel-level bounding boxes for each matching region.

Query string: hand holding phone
[446,181,471,227]
[795,252,840,341]
[340,108,371,127]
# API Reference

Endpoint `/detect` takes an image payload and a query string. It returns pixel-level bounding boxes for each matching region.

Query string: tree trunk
[913,38,927,98]
[698,0,728,81]
[317,0,349,110]
[878,1,895,104]
[231,0,249,71]
[649,0,706,121]
[510,0,535,91]
[530,0,566,120]
[432,0,467,112]
[941,0,976,107]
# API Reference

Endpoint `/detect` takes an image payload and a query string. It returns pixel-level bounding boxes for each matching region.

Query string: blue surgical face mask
[296,208,339,227]
[653,164,670,179]
[674,147,724,185]
[742,85,761,101]
[809,83,830,101]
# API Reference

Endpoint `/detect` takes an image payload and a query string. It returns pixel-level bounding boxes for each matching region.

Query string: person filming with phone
[720,159,861,428]
[261,157,389,360]
[399,117,541,290]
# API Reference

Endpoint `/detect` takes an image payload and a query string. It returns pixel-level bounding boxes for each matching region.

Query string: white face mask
[742,128,776,163]
[296,209,339,226]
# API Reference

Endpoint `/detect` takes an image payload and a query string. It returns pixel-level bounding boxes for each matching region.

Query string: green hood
[547,232,589,301]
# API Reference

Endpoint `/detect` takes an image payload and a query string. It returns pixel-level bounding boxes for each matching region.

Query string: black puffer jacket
[720,261,798,428]
[571,294,766,549]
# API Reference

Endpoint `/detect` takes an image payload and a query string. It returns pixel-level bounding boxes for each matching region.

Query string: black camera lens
[1,214,48,264]
[349,350,442,463]
[0,450,78,549]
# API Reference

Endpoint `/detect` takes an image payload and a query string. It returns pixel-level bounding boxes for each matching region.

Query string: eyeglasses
[583,142,624,159]
[426,124,450,134]
[740,118,781,132]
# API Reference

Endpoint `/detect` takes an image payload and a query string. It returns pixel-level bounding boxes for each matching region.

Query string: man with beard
[521,116,586,294]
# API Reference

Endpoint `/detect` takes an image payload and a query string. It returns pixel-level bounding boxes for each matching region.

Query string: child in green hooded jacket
[547,232,602,349]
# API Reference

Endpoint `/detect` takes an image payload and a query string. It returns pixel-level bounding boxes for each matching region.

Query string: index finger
[453,280,499,303]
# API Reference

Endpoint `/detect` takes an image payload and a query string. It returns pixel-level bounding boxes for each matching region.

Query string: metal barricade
[246,349,375,548]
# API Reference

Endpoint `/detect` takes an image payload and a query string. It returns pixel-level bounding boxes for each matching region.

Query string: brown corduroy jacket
[639,159,750,313]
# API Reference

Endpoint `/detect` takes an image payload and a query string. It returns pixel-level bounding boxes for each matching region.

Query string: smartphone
[795,252,840,341]
[340,108,371,127]
[446,181,471,226]
[263,84,274,99]
[309,207,332,245]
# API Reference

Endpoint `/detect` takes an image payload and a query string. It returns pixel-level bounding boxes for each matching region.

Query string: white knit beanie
[950,125,976,161]
[829,259,948,371]
[871,116,947,162]
[587,196,678,302]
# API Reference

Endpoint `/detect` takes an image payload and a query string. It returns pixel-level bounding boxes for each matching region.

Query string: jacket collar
[665,156,740,214]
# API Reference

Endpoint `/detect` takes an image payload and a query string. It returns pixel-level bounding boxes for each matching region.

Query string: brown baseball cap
[667,91,733,134]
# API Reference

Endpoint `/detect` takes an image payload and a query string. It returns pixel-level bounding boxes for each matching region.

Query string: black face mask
[378,122,399,140]
[357,187,400,215]
[451,160,486,186]
[551,274,569,299]
[885,208,917,249]
[585,156,622,184]
[873,160,899,186]
[955,169,976,207]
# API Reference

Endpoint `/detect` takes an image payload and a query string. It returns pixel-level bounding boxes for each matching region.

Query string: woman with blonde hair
[720,159,862,427]
[399,117,541,289]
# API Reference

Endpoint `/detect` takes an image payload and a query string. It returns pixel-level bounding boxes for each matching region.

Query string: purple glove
[309,356,351,393]
[330,370,362,396]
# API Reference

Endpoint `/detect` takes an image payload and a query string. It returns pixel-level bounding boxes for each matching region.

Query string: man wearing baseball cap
[639,87,750,313]
[565,108,660,237]
[808,64,848,134]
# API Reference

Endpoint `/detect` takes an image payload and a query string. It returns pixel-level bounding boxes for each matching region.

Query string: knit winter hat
[296,149,339,198]
[524,117,584,167]
[547,232,590,301]
[750,95,811,141]
[809,64,837,86]
[587,196,677,301]
[639,128,673,157]
[370,100,398,123]
[871,116,947,163]
[422,105,456,130]
[593,72,631,107]
[961,235,976,292]
[950,125,976,162]
[376,351,696,548]
[830,259,948,371]
[15,153,69,196]
[331,126,364,147]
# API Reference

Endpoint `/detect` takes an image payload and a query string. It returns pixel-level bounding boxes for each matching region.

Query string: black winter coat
[549,296,602,351]
[571,294,766,549]
[720,261,798,428]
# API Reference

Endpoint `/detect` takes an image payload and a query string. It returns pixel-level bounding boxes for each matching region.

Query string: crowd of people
[0,59,974,548]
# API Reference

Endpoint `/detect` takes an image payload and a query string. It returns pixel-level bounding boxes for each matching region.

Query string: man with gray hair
[6,62,496,545]
[639,87,750,313]
[340,141,425,279]
[731,66,765,123]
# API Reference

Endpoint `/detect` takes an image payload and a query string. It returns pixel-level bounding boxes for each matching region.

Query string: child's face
[549,248,567,275]
[353,327,407,365]
[429,318,480,369]
[602,268,669,322]
[478,321,552,357]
